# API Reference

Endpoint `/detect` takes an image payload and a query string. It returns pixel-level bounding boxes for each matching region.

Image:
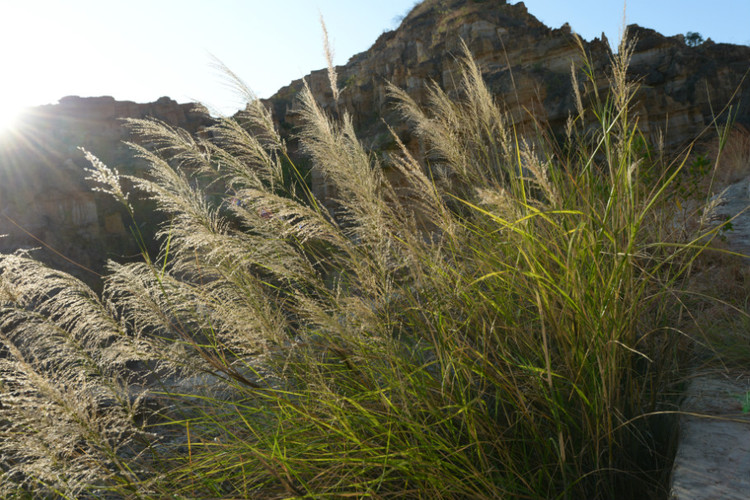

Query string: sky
[0,0,747,126]
[513,1,750,49]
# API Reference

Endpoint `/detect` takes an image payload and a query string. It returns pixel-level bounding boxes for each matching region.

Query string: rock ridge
[2,0,750,285]
[0,96,213,288]
[267,0,750,156]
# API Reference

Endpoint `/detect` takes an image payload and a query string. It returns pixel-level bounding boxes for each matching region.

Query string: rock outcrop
[266,0,750,200]
[2,0,749,287]
[0,96,213,288]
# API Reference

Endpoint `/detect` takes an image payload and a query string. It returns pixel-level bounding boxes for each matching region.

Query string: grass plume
[0,29,733,499]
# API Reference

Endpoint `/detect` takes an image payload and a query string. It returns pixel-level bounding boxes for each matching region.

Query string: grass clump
[0,35,723,498]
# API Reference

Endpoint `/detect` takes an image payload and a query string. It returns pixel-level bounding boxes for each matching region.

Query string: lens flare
[0,104,25,134]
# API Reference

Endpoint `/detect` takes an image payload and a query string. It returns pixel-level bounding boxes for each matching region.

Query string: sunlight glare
[0,102,25,134]
[0,3,63,135]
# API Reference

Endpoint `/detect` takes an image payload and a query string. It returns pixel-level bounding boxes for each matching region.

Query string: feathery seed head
[320,14,340,102]
[80,147,132,211]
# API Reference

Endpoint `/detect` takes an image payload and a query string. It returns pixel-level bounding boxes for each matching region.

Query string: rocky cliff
[267,0,750,199]
[2,0,749,286]
[0,96,213,288]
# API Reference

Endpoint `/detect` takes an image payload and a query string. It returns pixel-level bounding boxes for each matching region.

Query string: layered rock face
[267,0,750,200]
[0,96,213,288]
[2,0,749,286]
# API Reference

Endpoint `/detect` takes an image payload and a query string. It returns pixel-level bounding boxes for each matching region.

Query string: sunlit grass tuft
[0,31,734,499]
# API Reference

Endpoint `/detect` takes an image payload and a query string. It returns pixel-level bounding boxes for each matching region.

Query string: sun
[0,102,26,134]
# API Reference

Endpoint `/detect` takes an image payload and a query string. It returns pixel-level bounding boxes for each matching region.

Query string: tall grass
[0,34,719,498]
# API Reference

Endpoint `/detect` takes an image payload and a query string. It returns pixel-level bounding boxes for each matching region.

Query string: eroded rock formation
[266,0,750,200]
[0,96,213,288]
[1,0,749,286]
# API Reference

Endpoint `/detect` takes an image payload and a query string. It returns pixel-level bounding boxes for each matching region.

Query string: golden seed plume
[320,14,339,102]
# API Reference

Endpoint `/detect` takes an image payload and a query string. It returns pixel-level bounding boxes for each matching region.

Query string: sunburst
[0,102,26,134]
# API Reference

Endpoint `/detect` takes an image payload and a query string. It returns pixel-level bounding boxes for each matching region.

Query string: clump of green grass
[0,32,725,499]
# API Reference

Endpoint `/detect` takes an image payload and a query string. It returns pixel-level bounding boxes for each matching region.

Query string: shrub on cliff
[686,31,705,46]
[0,34,723,498]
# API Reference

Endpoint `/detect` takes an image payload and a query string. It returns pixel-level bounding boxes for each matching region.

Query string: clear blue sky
[514,1,750,48]
[0,0,747,121]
